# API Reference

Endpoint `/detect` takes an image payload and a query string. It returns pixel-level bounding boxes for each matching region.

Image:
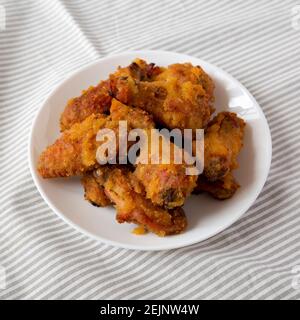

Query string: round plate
[28,50,272,251]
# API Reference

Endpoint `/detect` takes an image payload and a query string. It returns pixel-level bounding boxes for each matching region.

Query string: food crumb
[132,226,147,235]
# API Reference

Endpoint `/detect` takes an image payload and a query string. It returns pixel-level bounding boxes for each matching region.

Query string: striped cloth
[1,0,300,300]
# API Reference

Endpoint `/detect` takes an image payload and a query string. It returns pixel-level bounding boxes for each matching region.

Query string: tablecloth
[1,0,300,300]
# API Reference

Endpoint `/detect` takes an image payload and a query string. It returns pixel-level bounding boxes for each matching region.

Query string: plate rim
[28,49,272,251]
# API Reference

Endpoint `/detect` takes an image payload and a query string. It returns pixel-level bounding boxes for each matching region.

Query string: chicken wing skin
[38,99,154,178]
[103,167,187,236]
[112,62,214,131]
[60,59,213,132]
[114,100,197,209]
[110,98,155,130]
[194,172,240,200]
[111,58,163,83]
[60,59,161,131]
[134,163,197,209]
[133,133,198,209]
[203,112,245,181]
[38,114,107,178]
[60,80,112,131]
[81,172,111,207]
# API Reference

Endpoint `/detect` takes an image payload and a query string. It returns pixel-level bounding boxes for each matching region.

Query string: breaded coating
[103,167,187,236]
[203,112,245,181]
[194,172,240,200]
[134,163,197,209]
[38,114,107,178]
[60,80,112,131]
[108,58,163,104]
[60,59,161,131]
[81,172,111,207]
[112,62,214,130]
[38,100,154,178]
[94,100,196,209]
[59,59,213,132]
[112,58,163,82]
[110,98,155,130]
[134,133,198,208]
[155,62,214,109]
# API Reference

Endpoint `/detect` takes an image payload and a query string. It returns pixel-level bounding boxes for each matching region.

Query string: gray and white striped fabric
[1,0,300,300]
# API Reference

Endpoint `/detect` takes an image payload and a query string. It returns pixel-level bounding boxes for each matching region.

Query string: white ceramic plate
[29,50,272,251]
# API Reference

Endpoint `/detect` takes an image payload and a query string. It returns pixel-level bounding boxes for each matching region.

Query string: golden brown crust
[155,62,214,110]
[38,100,154,178]
[59,60,214,132]
[60,80,112,131]
[103,167,187,236]
[134,163,197,208]
[124,122,199,208]
[203,112,245,181]
[59,59,160,132]
[110,99,155,129]
[111,62,214,131]
[112,58,163,82]
[133,134,198,208]
[38,114,108,178]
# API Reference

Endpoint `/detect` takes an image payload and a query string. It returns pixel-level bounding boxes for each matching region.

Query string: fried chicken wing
[114,100,197,209]
[60,59,161,131]
[194,172,239,200]
[38,114,107,178]
[133,132,198,208]
[81,172,111,207]
[60,59,213,132]
[60,80,112,131]
[38,99,154,178]
[103,167,187,236]
[156,62,214,94]
[203,112,245,181]
[112,62,214,131]
[134,163,197,209]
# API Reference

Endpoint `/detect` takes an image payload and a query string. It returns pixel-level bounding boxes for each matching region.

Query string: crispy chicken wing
[103,167,187,236]
[134,163,197,209]
[38,100,154,178]
[203,112,245,181]
[60,80,112,131]
[113,101,197,209]
[60,59,161,131]
[38,113,107,178]
[60,59,213,132]
[112,62,214,131]
[133,132,198,208]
